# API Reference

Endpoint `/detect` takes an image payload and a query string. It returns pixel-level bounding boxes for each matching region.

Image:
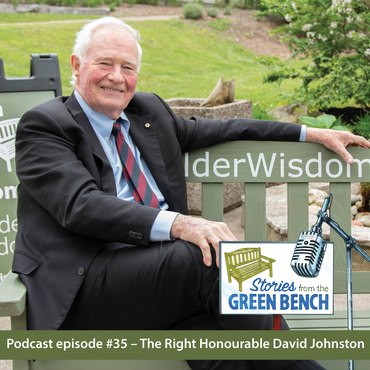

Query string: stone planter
[166,98,253,120]
[166,98,253,214]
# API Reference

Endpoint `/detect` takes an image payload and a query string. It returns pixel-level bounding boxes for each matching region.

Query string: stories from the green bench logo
[220,242,334,315]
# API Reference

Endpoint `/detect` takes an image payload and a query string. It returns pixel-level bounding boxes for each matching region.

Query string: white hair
[71,17,142,86]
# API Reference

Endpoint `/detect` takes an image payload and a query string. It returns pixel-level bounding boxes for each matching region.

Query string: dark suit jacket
[12,92,301,330]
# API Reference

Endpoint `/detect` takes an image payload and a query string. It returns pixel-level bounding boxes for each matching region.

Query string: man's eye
[123,66,136,74]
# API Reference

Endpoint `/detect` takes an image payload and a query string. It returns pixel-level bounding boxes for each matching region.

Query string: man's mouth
[101,87,123,93]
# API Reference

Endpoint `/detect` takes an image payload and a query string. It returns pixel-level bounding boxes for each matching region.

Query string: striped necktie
[112,120,159,208]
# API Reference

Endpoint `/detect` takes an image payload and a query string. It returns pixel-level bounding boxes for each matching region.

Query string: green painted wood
[29,360,191,370]
[11,310,27,330]
[317,360,369,370]
[287,319,370,330]
[328,183,370,295]
[335,272,370,294]
[286,310,370,320]
[285,310,370,330]
[202,183,223,222]
[244,183,266,242]
[185,142,370,183]
[287,183,309,242]
[0,271,26,317]
[330,183,351,273]
[13,360,30,370]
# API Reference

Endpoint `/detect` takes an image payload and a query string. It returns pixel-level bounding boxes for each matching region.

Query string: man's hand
[306,127,370,164]
[170,214,238,268]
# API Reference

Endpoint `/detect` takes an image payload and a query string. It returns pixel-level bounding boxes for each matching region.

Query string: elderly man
[13,17,370,370]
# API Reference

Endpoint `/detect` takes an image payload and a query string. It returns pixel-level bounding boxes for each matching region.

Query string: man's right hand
[170,214,238,268]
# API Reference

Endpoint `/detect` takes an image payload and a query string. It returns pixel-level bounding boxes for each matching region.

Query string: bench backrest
[225,248,261,268]
[0,54,62,279]
[0,118,18,143]
[185,141,370,295]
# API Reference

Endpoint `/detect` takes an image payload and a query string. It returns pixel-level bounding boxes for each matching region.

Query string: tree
[257,0,370,111]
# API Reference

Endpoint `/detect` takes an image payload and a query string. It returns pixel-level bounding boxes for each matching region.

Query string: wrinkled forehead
[89,25,139,57]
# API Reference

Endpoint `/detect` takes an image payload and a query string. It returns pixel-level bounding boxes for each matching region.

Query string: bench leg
[6,159,12,173]
[269,264,273,278]
[239,281,242,292]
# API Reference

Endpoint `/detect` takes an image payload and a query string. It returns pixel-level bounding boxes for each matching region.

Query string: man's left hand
[306,127,370,165]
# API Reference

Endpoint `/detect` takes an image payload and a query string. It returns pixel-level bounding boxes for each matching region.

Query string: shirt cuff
[299,125,307,142]
[149,210,179,242]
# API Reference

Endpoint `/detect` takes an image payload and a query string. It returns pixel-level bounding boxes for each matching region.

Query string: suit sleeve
[153,94,302,154]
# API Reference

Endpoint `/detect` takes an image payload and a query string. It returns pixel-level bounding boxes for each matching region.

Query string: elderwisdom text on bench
[184,151,370,179]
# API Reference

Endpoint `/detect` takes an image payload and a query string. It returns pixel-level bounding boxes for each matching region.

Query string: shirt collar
[73,90,130,138]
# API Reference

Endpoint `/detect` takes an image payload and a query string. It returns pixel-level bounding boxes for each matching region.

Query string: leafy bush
[257,0,370,111]
[182,2,204,19]
[77,0,104,7]
[352,114,370,139]
[298,114,351,131]
[103,0,121,10]
[61,0,77,6]
[133,0,161,5]
[207,7,219,17]
[223,6,233,15]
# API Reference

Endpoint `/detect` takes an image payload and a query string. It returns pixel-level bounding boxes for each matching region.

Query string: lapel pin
[144,123,151,128]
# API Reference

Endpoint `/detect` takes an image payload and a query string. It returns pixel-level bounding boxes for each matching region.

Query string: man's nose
[107,66,124,83]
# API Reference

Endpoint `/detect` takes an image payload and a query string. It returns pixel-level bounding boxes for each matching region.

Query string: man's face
[71,26,139,119]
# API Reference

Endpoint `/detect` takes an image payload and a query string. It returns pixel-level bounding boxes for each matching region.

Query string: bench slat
[202,183,223,222]
[330,183,351,274]
[244,183,266,241]
[287,183,309,242]
[235,261,270,279]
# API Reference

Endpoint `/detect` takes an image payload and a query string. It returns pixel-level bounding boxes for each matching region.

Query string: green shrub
[61,0,77,6]
[76,0,103,6]
[182,2,204,19]
[207,7,218,18]
[253,104,273,120]
[298,114,352,131]
[352,114,370,139]
[104,0,121,10]
[223,7,232,15]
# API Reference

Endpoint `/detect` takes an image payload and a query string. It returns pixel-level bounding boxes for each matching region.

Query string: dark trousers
[60,240,326,370]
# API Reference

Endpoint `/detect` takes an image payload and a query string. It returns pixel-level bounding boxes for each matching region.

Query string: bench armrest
[0,271,27,317]
[261,255,276,263]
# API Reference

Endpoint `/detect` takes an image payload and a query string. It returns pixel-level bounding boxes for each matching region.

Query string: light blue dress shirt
[74,91,178,242]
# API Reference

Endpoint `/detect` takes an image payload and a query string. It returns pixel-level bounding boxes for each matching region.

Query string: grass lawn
[0,17,304,112]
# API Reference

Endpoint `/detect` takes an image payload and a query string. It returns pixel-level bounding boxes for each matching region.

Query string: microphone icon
[289,193,370,370]
[290,230,327,278]
[290,195,331,278]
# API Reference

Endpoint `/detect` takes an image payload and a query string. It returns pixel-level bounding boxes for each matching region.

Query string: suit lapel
[64,94,117,195]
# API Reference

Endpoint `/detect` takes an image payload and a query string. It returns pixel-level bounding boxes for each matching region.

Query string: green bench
[1,55,370,370]
[225,247,275,292]
[2,134,370,370]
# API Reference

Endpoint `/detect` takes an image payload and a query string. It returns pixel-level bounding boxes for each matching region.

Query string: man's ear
[71,54,81,80]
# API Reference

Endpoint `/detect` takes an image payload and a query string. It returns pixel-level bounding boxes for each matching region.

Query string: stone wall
[0,3,110,15]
